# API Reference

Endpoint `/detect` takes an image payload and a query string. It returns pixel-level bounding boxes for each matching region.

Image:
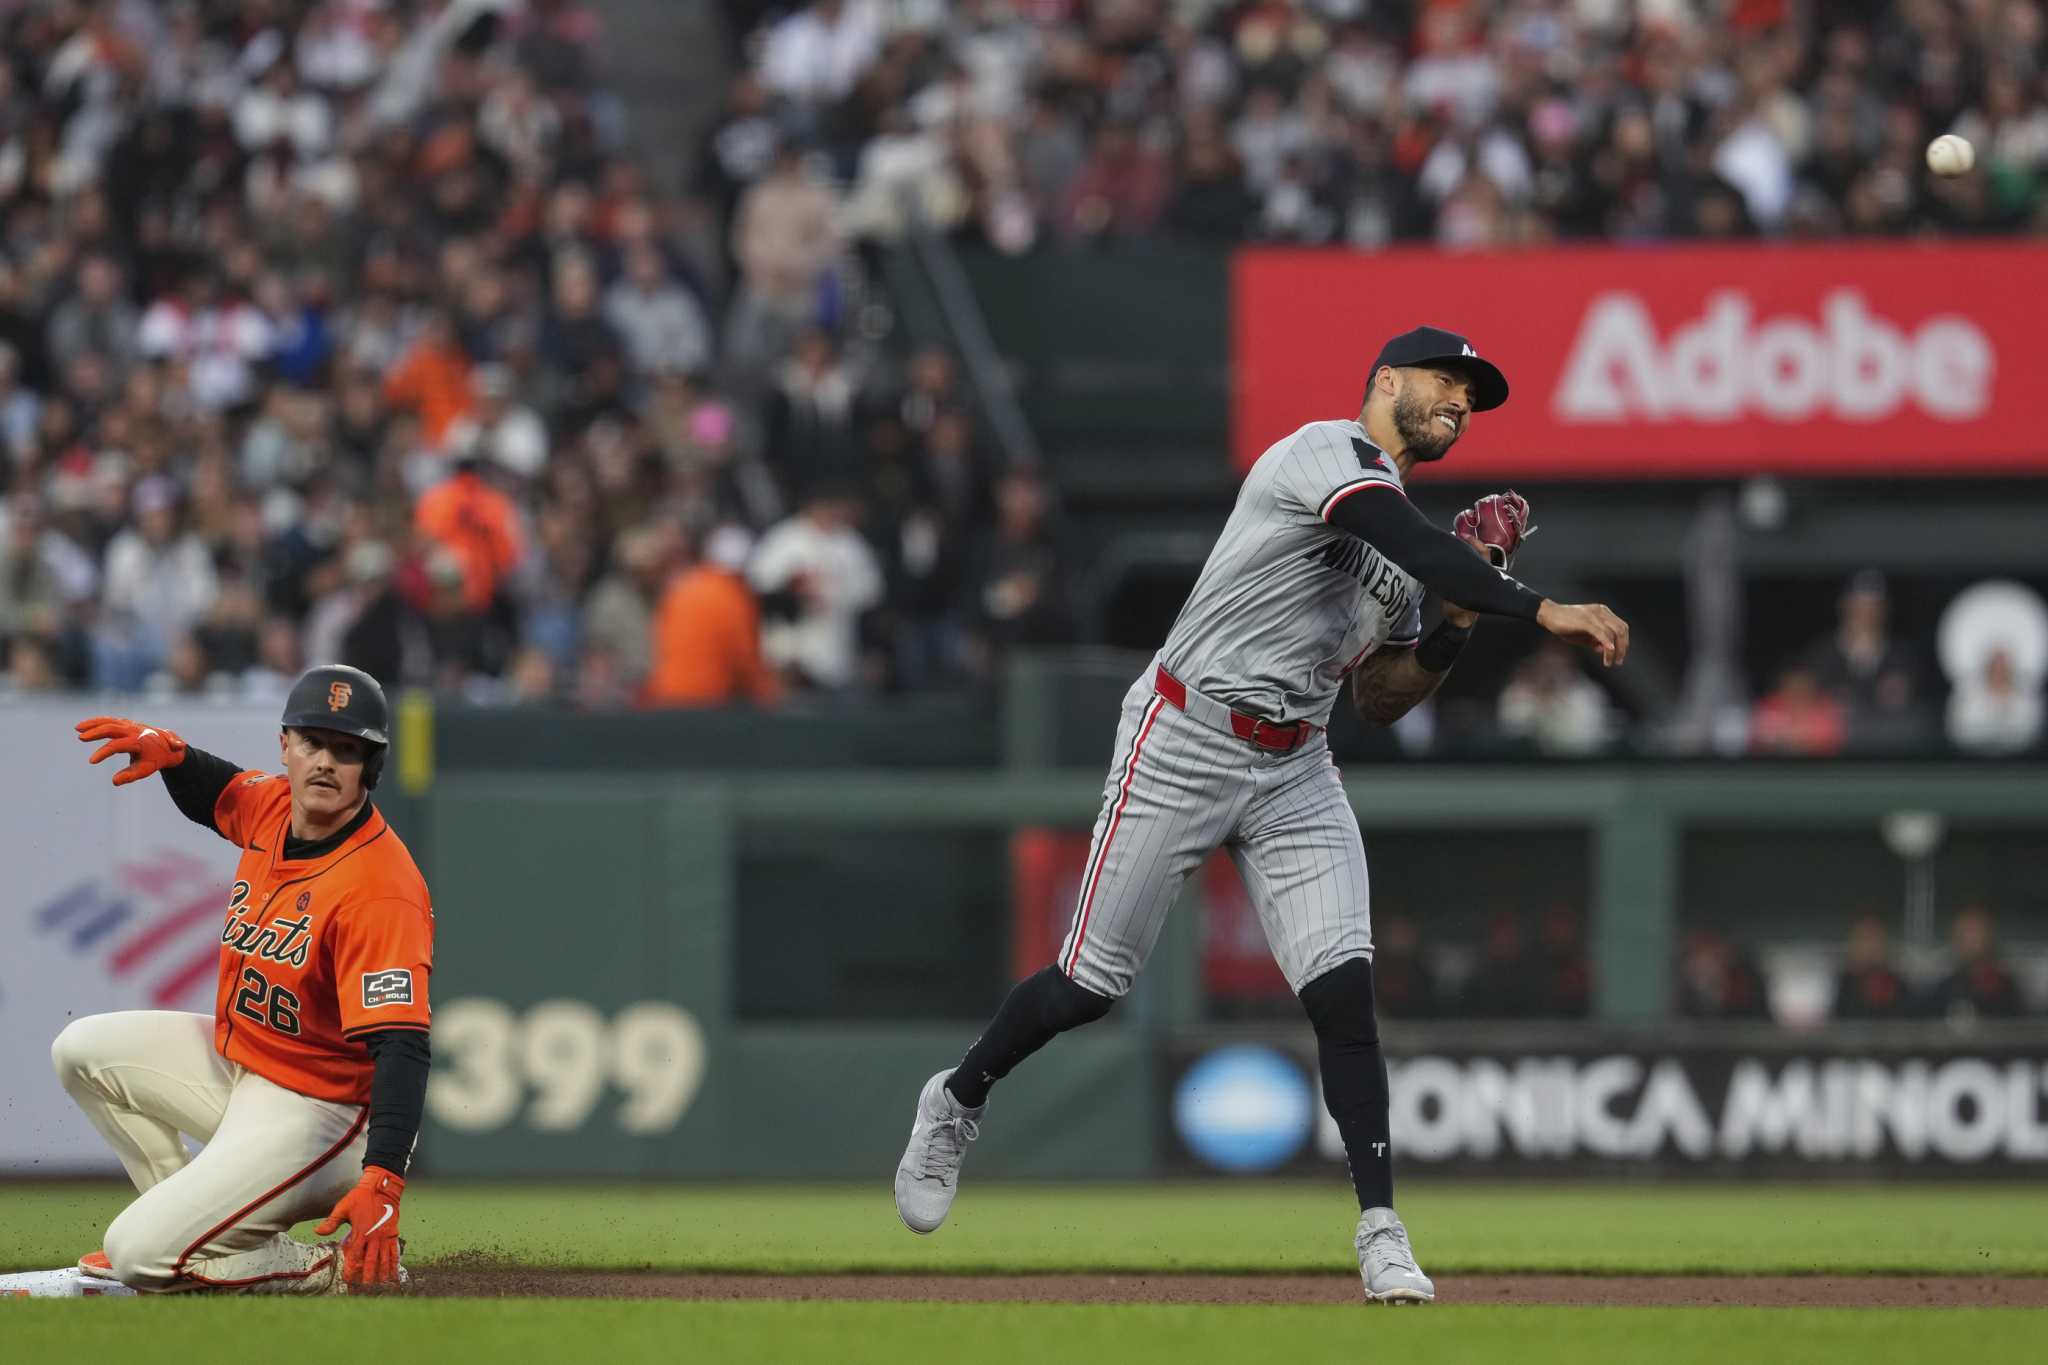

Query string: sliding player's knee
[50,1015,112,1091]
[103,1211,176,1289]
[1298,956,1380,1047]
[1029,966,1118,1033]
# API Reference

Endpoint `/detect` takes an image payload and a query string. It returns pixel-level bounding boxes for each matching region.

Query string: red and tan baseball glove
[1453,491,1536,569]
[76,717,188,786]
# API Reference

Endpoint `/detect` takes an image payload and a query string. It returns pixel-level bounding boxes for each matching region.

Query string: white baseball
[1927,134,1975,177]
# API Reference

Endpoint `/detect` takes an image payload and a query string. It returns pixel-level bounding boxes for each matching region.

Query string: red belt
[1154,665,1313,753]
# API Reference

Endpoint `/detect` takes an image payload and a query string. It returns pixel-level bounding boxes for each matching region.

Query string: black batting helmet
[281,665,390,789]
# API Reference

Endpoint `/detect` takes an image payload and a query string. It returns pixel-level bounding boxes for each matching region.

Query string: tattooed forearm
[1349,646,1451,726]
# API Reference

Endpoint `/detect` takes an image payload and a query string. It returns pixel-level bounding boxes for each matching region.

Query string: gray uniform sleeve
[1271,425,1402,522]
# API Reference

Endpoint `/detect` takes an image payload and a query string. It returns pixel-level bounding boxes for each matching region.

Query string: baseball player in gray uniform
[893,326,1629,1303]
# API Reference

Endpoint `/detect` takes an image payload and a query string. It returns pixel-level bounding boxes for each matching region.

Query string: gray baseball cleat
[1356,1207,1436,1304]
[893,1070,985,1235]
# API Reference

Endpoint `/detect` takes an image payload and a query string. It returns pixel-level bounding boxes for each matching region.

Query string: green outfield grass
[4,1301,2048,1365]
[2,1300,2043,1365]
[5,1180,2046,1276]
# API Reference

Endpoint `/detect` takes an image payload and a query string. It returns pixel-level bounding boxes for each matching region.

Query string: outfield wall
[3,697,2043,1179]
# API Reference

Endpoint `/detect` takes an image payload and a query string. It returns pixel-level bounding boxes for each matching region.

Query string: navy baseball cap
[1369,326,1510,411]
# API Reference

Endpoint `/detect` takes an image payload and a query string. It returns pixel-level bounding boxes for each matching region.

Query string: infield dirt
[409,1268,2048,1308]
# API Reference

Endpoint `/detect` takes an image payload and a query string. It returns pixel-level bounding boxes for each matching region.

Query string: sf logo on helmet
[328,681,354,712]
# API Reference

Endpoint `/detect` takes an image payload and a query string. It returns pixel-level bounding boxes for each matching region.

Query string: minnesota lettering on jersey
[1157,419,1422,724]
[1304,536,1416,625]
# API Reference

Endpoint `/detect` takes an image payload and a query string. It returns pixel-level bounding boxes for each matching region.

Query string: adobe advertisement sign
[1165,1038,2048,1176]
[1233,243,2048,477]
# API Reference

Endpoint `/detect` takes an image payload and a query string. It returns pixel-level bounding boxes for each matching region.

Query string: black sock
[1299,957,1394,1211]
[946,966,1115,1109]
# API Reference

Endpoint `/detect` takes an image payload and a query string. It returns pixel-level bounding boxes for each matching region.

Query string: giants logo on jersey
[1302,537,1414,624]
[219,880,315,968]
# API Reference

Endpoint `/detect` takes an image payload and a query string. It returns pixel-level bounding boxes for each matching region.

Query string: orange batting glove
[316,1166,406,1287]
[76,717,188,786]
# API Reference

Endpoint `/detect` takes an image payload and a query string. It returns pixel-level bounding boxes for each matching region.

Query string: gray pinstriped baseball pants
[1054,667,1374,998]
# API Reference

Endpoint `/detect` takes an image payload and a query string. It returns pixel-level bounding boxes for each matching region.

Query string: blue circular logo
[1173,1046,1313,1172]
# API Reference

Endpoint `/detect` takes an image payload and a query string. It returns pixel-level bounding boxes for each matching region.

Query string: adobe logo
[1554,290,1993,424]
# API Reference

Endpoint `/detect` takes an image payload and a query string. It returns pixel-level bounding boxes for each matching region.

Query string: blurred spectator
[505,645,560,704]
[1803,571,1929,749]
[604,245,715,380]
[1164,116,1258,242]
[1923,906,2025,1021]
[137,272,272,413]
[1497,645,1613,755]
[751,488,885,691]
[4,632,61,695]
[153,633,218,698]
[335,542,431,691]
[385,312,478,456]
[416,545,516,692]
[241,614,305,703]
[1677,929,1772,1020]
[647,525,782,708]
[728,147,842,381]
[1535,905,1592,1019]
[582,523,672,697]
[415,461,526,618]
[194,580,266,678]
[1458,911,1546,1018]
[460,366,550,483]
[1370,914,1440,1019]
[1749,667,1847,756]
[99,480,219,689]
[1947,646,2044,756]
[1832,912,1911,1020]
[759,0,883,107]
[0,494,96,644]
[969,468,1074,665]
[47,254,140,380]
[763,328,863,502]
[1059,122,1171,241]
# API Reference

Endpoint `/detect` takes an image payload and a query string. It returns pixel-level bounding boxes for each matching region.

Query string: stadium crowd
[718,0,2048,254]
[1678,904,2041,1023]
[0,0,1073,708]
[0,0,2045,723]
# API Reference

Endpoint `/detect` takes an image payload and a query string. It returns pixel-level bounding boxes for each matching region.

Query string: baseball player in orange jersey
[53,665,431,1294]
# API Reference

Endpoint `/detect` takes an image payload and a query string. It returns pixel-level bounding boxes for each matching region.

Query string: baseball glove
[1453,491,1536,569]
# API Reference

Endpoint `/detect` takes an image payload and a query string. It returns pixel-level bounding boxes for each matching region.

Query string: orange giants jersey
[207,772,434,1104]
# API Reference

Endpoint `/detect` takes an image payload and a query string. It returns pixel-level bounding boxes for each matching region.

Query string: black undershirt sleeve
[159,746,242,833]
[360,1029,431,1174]
[1326,487,1547,622]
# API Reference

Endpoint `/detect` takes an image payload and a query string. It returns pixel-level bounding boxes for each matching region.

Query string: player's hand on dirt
[1535,601,1630,667]
[316,1165,406,1288]
[1452,491,1535,570]
[76,717,188,786]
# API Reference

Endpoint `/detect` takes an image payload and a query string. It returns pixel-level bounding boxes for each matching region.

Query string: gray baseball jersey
[1161,419,1422,727]
[1057,418,1423,999]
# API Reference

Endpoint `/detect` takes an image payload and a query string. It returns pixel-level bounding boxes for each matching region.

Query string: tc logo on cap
[328,681,353,711]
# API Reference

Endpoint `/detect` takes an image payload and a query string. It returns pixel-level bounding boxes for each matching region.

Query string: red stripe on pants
[1064,697,1167,978]
[172,1106,368,1284]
